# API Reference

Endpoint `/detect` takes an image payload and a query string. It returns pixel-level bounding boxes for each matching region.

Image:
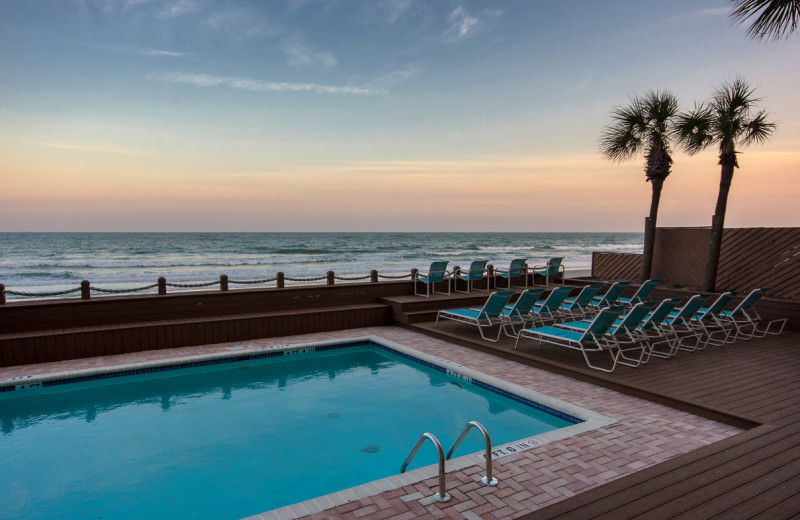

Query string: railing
[400,422,498,503]
[1,260,590,303]
[0,269,417,304]
[400,432,450,502]
[446,421,497,486]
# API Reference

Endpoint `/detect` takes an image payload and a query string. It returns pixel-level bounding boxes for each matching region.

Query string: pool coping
[1,334,618,520]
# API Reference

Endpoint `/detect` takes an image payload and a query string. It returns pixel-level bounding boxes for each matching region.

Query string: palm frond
[710,77,777,147]
[730,0,800,41]
[673,104,715,155]
[599,124,642,162]
[599,90,679,175]
[741,110,778,145]
[713,77,758,119]
[599,96,647,162]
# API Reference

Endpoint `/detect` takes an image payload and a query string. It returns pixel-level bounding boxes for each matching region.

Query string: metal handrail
[400,432,451,502]
[445,421,498,486]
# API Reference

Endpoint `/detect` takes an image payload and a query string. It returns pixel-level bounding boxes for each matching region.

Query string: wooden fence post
[276,272,285,288]
[371,270,378,283]
[487,264,494,290]
[219,274,228,292]
[158,277,167,295]
[327,271,335,286]
[0,284,5,305]
[81,280,91,299]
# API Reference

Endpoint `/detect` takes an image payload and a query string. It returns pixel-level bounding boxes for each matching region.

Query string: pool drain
[362,445,379,453]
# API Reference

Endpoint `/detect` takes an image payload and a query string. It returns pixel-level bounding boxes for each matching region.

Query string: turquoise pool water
[0,340,578,519]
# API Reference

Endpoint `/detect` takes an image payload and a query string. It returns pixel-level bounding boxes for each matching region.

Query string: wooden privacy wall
[652,227,710,289]
[592,227,800,301]
[716,227,800,301]
[591,252,642,280]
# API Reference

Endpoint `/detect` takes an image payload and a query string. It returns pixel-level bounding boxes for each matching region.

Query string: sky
[1,0,798,232]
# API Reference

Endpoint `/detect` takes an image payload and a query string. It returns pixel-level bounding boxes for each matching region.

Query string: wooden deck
[406,314,800,519]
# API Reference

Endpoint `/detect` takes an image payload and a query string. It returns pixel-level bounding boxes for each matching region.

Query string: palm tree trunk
[641,177,664,281]
[703,152,736,292]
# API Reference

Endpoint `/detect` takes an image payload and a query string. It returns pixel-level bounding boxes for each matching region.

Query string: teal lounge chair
[499,288,544,336]
[616,279,661,306]
[591,281,631,308]
[453,260,489,293]
[557,300,657,335]
[714,288,787,341]
[528,286,573,326]
[631,298,684,360]
[532,257,565,285]
[414,261,451,297]
[555,300,657,367]
[514,306,626,372]
[435,291,513,342]
[558,284,603,320]
[494,258,528,289]
[661,294,712,354]
[683,292,738,350]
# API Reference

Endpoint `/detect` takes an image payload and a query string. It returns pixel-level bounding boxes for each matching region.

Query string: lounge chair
[557,300,657,335]
[528,286,574,326]
[558,284,603,320]
[499,288,544,336]
[714,288,787,342]
[591,281,631,308]
[683,292,738,350]
[631,298,684,360]
[555,301,658,368]
[435,291,513,342]
[660,294,712,354]
[493,258,528,289]
[414,261,451,297]
[453,261,489,293]
[616,279,661,306]
[532,257,565,285]
[514,306,626,372]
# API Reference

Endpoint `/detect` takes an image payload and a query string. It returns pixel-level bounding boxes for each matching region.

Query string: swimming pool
[0,337,613,519]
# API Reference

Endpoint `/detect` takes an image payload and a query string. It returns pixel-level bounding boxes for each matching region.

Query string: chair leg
[580,346,618,373]
[478,322,503,342]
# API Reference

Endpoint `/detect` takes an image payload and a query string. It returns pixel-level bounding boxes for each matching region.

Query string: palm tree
[675,77,777,292]
[730,0,800,41]
[600,91,680,281]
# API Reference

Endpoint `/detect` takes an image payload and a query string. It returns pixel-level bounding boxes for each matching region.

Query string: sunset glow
[1,1,798,232]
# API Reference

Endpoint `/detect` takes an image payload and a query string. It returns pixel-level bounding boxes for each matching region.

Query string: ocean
[0,232,642,301]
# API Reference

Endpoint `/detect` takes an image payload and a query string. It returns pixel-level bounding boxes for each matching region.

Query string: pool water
[0,342,577,519]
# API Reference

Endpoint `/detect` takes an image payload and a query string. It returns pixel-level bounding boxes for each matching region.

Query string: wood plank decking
[406,316,800,519]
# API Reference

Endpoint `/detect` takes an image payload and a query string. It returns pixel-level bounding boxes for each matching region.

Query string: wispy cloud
[442,6,502,43]
[287,0,339,11]
[376,0,413,23]
[202,8,279,40]
[667,7,729,22]
[280,35,337,69]
[158,72,380,95]
[368,65,420,87]
[41,142,136,156]
[159,0,198,19]
[141,48,187,58]
[357,0,433,25]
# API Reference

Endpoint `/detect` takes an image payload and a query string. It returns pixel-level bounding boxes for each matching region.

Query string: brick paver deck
[0,326,743,520]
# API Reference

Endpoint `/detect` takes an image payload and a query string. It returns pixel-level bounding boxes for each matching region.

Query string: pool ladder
[400,420,497,502]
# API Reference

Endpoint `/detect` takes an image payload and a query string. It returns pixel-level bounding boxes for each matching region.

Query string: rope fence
[0,268,423,304]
